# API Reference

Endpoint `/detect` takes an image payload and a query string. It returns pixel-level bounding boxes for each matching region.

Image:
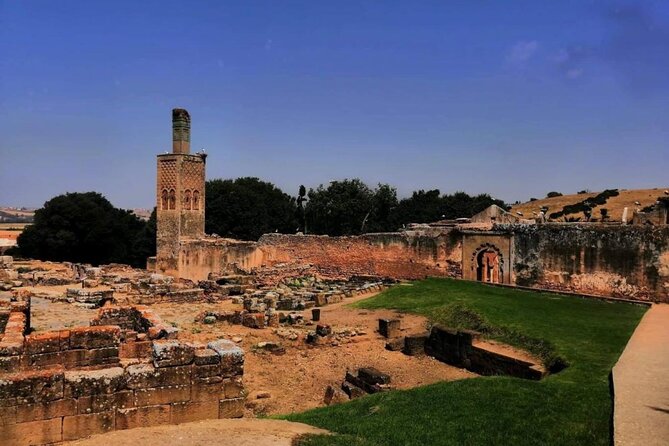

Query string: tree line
[11,178,504,266]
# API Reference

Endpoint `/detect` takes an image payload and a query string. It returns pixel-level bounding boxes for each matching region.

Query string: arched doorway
[472,244,503,283]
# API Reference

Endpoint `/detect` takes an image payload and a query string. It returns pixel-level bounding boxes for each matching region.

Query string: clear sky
[1,0,668,209]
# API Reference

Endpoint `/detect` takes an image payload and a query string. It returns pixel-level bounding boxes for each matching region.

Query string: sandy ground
[25,289,478,416]
[63,418,329,446]
[22,289,544,417]
[140,291,476,415]
[613,304,669,446]
[10,279,546,444]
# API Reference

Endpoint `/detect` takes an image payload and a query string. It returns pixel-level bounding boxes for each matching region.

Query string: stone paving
[613,304,669,446]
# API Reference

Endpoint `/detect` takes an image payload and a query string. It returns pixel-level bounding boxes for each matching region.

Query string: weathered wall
[0,303,246,445]
[177,238,265,282]
[259,231,460,281]
[173,231,462,283]
[510,224,669,301]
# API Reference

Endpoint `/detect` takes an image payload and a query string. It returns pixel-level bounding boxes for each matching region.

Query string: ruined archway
[471,244,503,284]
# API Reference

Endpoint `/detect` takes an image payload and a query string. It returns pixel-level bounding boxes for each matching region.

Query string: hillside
[510,188,669,222]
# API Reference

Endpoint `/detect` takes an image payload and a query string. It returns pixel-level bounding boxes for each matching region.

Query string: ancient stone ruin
[0,292,246,445]
[146,109,669,303]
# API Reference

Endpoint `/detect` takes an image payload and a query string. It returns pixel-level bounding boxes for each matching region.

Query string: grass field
[284,278,646,446]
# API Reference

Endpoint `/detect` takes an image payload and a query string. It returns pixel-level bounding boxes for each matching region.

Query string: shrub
[549,189,619,220]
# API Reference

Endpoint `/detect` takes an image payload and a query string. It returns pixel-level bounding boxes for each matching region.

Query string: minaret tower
[155,108,206,277]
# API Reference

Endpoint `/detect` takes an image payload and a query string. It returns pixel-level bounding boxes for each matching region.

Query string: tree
[366,184,399,233]
[393,189,443,225]
[391,190,505,226]
[130,208,156,267]
[14,192,154,267]
[296,185,307,233]
[304,179,375,236]
[546,191,563,198]
[205,178,297,241]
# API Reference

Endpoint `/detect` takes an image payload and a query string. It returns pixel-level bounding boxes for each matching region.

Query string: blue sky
[1,0,668,209]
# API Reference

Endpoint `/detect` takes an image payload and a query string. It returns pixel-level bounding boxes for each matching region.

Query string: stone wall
[258,232,460,280]
[407,325,544,380]
[178,238,264,282]
[510,224,669,302]
[174,231,462,283]
[0,304,246,445]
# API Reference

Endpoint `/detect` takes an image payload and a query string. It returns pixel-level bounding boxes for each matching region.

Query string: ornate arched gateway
[471,243,503,284]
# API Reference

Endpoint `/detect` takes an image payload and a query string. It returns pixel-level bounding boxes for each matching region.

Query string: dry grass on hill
[510,188,669,221]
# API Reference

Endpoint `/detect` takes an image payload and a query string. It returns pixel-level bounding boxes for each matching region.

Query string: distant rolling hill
[509,188,669,222]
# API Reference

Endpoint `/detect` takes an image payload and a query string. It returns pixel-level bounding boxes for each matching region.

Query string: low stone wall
[65,288,114,308]
[126,288,206,305]
[423,325,544,380]
[0,304,246,445]
[0,340,245,445]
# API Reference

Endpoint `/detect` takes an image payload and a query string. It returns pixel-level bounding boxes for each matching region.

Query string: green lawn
[283,278,647,446]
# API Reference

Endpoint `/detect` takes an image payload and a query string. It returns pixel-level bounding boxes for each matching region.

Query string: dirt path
[613,304,669,446]
[63,418,329,446]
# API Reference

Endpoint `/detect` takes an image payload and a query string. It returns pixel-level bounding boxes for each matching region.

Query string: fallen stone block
[344,371,385,394]
[385,338,404,351]
[242,312,265,329]
[324,384,349,405]
[341,381,366,399]
[358,367,391,386]
[316,324,332,337]
[378,318,401,338]
[403,333,428,356]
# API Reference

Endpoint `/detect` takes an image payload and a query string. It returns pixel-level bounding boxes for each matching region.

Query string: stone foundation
[423,325,544,380]
[0,299,246,445]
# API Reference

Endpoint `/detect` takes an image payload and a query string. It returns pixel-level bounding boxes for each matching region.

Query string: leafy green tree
[366,184,399,232]
[15,192,153,267]
[130,207,156,266]
[305,179,375,236]
[392,190,506,226]
[393,189,443,225]
[205,177,297,240]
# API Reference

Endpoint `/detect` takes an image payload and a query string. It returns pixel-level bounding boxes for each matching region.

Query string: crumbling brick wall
[256,232,460,281]
[173,230,461,282]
